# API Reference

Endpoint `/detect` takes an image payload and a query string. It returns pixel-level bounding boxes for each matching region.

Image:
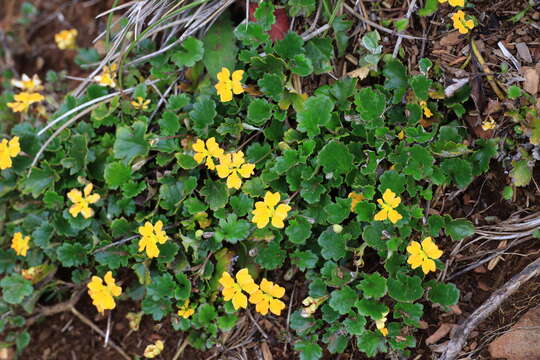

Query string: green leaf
[200,180,229,210]
[21,163,58,198]
[113,121,149,164]
[247,98,273,126]
[235,22,269,46]
[291,250,318,271]
[324,198,351,224]
[344,313,367,335]
[318,141,353,175]
[229,193,254,217]
[297,95,334,137]
[43,191,64,209]
[176,153,198,169]
[254,2,275,30]
[507,85,522,99]
[57,243,88,267]
[166,94,190,111]
[295,340,323,360]
[291,54,314,76]
[329,286,357,315]
[147,273,177,300]
[257,73,284,101]
[378,170,406,195]
[288,0,316,17]
[275,32,304,59]
[418,0,439,16]
[383,59,408,103]
[394,302,424,327]
[361,31,382,54]
[440,158,473,188]
[104,161,132,190]
[356,299,389,320]
[358,272,387,299]
[387,274,424,302]
[354,87,385,124]
[394,18,409,32]
[175,273,192,300]
[0,274,33,304]
[445,218,475,241]
[317,228,347,261]
[159,111,181,136]
[256,240,286,270]
[95,249,129,270]
[189,96,216,137]
[216,214,251,244]
[305,38,334,74]
[286,217,312,245]
[203,13,237,78]
[195,303,217,325]
[419,58,433,74]
[510,158,533,187]
[357,331,384,357]
[428,282,460,306]
[159,177,193,212]
[410,75,432,101]
[171,37,204,68]
[142,297,172,321]
[61,134,88,175]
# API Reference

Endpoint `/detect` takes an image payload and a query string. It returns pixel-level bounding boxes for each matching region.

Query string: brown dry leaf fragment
[473,265,487,273]
[516,43,533,63]
[523,66,539,94]
[477,281,491,291]
[418,320,429,329]
[261,342,273,360]
[347,66,370,80]
[450,304,462,315]
[440,32,463,47]
[426,323,455,345]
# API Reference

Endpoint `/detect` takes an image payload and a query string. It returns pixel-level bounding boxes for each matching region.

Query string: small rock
[488,306,540,360]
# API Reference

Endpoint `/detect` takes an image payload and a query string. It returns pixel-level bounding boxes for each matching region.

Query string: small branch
[439,257,540,360]
[246,309,269,340]
[392,0,418,58]
[470,39,505,100]
[25,290,83,327]
[172,337,190,360]
[70,306,131,360]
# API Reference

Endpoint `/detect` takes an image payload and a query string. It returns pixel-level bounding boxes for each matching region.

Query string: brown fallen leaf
[419,320,429,329]
[478,281,491,291]
[440,32,463,47]
[426,323,455,345]
[450,304,463,315]
[261,342,273,360]
[473,265,487,273]
[523,66,539,94]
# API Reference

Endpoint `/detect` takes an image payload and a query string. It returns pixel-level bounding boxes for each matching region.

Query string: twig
[439,256,540,360]
[246,310,269,340]
[25,290,83,327]
[392,0,418,58]
[343,3,425,40]
[470,39,505,100]
[172,337,190,360]
[70,306,131,360]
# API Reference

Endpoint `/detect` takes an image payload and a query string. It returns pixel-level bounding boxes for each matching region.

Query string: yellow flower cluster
[144,340,164,358]
[219,269,286,316]
[452,10,474,34]
[419,100,433,118]
[87,271,122,313]
[0,136,21,170]
[138,220,169,258]
[192,137,255,189]
[94,64,118,88]
[67,183,100,219]
[177,299,195,318]
[11,232,30,256]
[438,0,464,7]
[252,191,291,229]
[215,67,244,102]
[407,237,443,274]
[55,29,78,50]
[7,74,45,113]
[131,96,151,110]
[375,311,390,336]
[481,117,496,131]
[348,192,364,212]
[373,189,403,224]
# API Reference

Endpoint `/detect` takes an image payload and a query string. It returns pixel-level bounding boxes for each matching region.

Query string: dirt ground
[1,0,539,359]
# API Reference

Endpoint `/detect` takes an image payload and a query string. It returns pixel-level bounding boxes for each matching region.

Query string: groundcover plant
[6,0,535,358]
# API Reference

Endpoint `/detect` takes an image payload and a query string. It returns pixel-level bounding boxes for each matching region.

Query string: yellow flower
[397,130,405,140]
[55,29,78,50]
[481,117,496,131]
[94,64,118,88]
[131,96,150,110]
[87,271,122,313]
[249,278,286,316]
[252,191,292,229]
[216,151,255,189]
[420,101,433,118]
[374,189,403,224]
[192,137,224,170]
[407,237,443,274]
[219,268,259,310]
[11,74,43,92]
[11,232,30,256]
[7,92,44,112]
[348,192,365,212]
[177,299,195,318]
[0,136,21,170]
[67,183,100,219]
[439,0,465,6]
[452,10,474,34]
[138,221,169,258]
[375,311,389,336]
[144,340,164,358]
[215,67,244,102]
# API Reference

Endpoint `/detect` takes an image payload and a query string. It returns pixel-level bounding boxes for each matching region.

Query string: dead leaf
[478,281,491,291]
[347,66,370,80]
[473,265,488,273]
[450,304,463,315]
[261,342,273,360]
[419,320,429,329]
[440,32,462,47]
[426,323,455,345]
[523,67,539,94]
[516,43,533,63]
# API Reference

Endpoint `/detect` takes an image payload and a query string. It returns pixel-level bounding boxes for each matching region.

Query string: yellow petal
[67,189,83,203]
[231,70,244,83]
[232,292,248,309]
[269,298,286,315]
[215,164,230,179]
[192,139,206,153]
[238,163,255,178]
[255,299,270,315]
[407,254,423,269]
[226,172,242,189]
[193,152,206,164]
[422,237,443,259]
[382,189,401,208]
[81,206,94,219]
[84,183,94,197]
[387,209,403,224]
[373,209,388,221]
[231,151,245,167]
[274,204,291,221]
[264,191,280,208]
[86,193,100,204]
[217,68,230,82]
[219,272,235,288]
[8,137,20,157]
[421,259,436,274]
[406,241,421,255]
[206,137,223,158]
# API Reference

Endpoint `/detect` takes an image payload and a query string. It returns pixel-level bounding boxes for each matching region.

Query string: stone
[488,306,540,360]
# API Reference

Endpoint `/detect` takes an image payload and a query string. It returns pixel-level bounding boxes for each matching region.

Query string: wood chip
[450,305,463,315]
[426,323,455,345]
[440,32,462,47]
[516,43,533,63]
